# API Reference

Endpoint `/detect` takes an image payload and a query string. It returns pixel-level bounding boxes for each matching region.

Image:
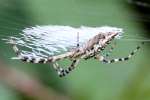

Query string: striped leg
[53,59,80,77]
[84,45,115,60]
[9,39,49,63]
[96,44,142,64]
[84,42,116,60]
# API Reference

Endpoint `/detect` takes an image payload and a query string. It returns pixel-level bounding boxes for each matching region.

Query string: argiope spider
[10,31,143,77]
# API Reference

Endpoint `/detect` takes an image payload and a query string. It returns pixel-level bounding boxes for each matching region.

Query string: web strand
[118,38,150,42]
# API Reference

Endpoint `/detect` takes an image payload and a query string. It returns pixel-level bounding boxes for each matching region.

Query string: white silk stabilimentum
[6,25,123,57]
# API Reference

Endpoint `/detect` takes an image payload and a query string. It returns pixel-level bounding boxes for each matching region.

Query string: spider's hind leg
[9,39,49,63]
[53,59,80,77]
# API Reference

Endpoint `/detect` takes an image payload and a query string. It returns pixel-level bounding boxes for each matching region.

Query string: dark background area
[127,0,150,37]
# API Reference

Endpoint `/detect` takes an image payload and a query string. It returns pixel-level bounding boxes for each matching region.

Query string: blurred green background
[0,0,150,100]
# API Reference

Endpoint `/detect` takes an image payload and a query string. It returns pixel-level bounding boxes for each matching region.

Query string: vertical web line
[77,32,79,47]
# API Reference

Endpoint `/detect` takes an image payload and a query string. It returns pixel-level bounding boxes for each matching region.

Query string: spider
[10,31,143,77]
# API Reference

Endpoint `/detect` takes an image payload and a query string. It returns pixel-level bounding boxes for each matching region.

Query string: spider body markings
[10,32,143,77]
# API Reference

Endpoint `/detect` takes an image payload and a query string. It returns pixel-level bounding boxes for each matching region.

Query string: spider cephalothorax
[9,29,143,77]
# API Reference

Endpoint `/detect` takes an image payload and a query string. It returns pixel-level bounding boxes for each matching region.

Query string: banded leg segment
[10,39,49,63]
[53,59,80,77]
[9,39,77,64]
[96,44,143,64]
[84,42,116,60]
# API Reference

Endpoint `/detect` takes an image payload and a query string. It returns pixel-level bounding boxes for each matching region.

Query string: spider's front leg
[95,43,143,64]
[53,59,80,77]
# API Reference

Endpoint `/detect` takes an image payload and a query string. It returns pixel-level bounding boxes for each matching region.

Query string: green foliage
[0,0,150,100]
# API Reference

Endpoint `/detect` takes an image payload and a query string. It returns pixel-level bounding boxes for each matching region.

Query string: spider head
[100,32,119,46]
[106,32,119,39]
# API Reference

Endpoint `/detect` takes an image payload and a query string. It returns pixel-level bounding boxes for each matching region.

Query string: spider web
[1,0,149,59]
[3,25,123,57]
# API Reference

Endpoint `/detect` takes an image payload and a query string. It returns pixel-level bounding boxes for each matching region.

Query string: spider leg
[53,59,80,77]
[10,39,49,63]
[9,39,76,64]
[84,42,115,60]
[96,43,143,64]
